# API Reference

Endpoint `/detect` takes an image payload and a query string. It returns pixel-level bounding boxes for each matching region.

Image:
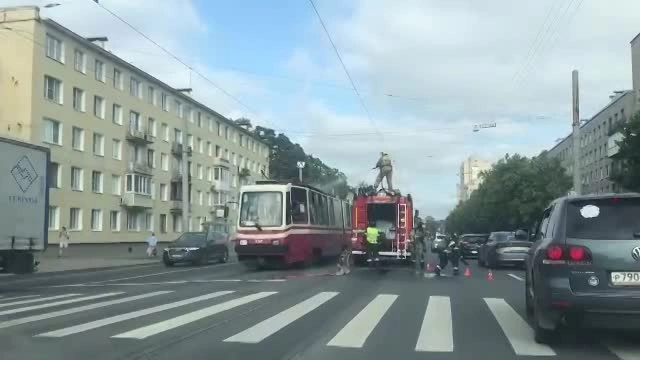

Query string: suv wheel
[531,294,558,344]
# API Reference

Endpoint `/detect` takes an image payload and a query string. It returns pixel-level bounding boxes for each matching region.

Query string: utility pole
[297,161,305,183]
[182,119,190,232]
[572,70,582,195]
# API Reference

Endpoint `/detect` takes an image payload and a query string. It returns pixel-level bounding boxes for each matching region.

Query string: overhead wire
[307,0,384,142]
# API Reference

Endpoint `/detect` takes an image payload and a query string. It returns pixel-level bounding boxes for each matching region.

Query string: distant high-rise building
[457,156,491,203]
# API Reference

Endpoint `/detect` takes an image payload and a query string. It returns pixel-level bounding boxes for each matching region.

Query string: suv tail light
[543,244,591,264]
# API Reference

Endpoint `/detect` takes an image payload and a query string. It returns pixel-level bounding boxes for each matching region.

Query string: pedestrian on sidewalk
[146,232,158,257]
[58,226,69,258]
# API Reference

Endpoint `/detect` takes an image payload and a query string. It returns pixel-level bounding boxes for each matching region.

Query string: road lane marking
[415,296,453,352]
[46,278,286,288]
[327,294,397,348]
[113,291,276,340]
[507,274,524,281]
[36,291,234,337]
[483,298,556,356]
[0,294,76,308]
[0,293,123,316]
[225,292,339,344]
[603,339,640,360]
[0,291,170,329]
[0,295,40,302]
[90,264,237,284]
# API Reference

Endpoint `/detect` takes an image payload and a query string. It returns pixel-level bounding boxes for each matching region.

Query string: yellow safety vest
[366,227,379,244]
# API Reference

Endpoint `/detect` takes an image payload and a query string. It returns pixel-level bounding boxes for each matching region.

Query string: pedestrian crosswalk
[0,290,638,359]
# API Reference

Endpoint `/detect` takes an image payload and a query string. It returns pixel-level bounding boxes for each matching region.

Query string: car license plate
[610,272,640,286]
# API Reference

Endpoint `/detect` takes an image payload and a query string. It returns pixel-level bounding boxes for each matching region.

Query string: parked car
[459,233,489,259]
[478,231,532,268]
[525,193,640,344]
[163,227,230,267]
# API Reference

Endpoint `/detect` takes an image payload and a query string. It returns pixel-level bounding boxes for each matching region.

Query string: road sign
[296,161,306,169]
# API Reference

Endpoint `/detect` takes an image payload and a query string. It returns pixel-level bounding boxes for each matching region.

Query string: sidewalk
[34,243,162,273]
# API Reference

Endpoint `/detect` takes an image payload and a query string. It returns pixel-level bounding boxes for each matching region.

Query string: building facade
[0,6,270,245]
[548,91,636,194]
[457,156,491,203]
[631,33,640,110]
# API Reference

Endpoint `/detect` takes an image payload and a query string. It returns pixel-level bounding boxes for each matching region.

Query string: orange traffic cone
[487,270,494,281]
[464,267,471,277]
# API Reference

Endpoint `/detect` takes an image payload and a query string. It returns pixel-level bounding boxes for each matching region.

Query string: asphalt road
[0,254,639,360]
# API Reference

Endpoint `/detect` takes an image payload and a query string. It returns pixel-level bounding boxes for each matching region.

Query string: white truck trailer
[0,136,50,274]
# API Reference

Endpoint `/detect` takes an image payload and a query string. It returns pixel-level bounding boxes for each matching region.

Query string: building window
[91,209,102,231]
[161,92,168,111]
[173,214,182,233]
[159,214,167,234]
[112,104,123,125]
[207,167,213,182]
[48,162,61,188]
[130,77,141,97]
[92,171,103,193]
[207,141,212,157]
[160,183,168,201]
[161,153,169,171]
[73,87,85,112]
[145,212,153,232]
[125,174,152,195]
[198,138,203,154]
[175,101,182,118]
[48,206,60,230]
[74,49,85,73]
[110,210,120,231]
[93,96,105,119]
[197,164,203,180]
[187,135,194,150]
[148,117,157,137]
[129,111,141,130]
[112,139,121,160]
[69,208,82,231]
[93,133,105,156]
[95,60,105,82]
[161,123,169,141]
[46,34,63,62]
[127,211,139,231]
[44,75,62,104]
[224,126,229,138]
[196,111,202,127]
[215,121,221,136]
[197,217,204,231]
[198,190,203,205]
[113,68,122,89]
[69,126,83,151]
[174,129,183,144]
[71,167,83,191]
[215,145,221,158]
[148,86,155,105]
[112,174,121,195]
[147,149,155,168]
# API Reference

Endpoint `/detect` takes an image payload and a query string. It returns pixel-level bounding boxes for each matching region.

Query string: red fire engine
[350,188,414,265]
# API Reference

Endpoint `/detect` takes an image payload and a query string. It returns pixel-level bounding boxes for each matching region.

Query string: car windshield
[239,191,283,227]
[566,197,640,240]
[463,236,487,243]
[174,232,207,246]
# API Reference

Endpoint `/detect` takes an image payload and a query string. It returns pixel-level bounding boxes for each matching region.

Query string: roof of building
[36,13,268,146]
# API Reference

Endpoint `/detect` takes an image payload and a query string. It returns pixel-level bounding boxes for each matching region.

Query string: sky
[1,0,640,218]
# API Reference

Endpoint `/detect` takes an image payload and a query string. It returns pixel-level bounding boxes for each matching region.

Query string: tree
[610,113,640,192]
[445,153,572,234]
[234,117,253,130]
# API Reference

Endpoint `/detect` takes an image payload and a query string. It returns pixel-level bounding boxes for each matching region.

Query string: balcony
[171,142,192,157]
[213,157,231,168]
[170,200,191,214]
[120,193,153,209]
[128,161,152,175]
[126,126,155,144]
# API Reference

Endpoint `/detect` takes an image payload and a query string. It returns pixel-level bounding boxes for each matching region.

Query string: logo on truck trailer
[11,156,39,193]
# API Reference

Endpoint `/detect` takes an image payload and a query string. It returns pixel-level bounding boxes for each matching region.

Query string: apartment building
[457,156,491,203]
[631,33,640,110]
[0,6,270,245]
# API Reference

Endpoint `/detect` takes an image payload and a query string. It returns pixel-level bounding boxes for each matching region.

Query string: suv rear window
[566,197,640,240]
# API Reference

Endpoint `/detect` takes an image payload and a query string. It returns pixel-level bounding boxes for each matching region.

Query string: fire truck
[350,188,414,265]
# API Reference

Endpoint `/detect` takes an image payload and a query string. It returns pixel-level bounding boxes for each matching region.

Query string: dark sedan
[459,234,489,259]
[478,231,532,268]
[525,193,640,344]
[163,230,230,266]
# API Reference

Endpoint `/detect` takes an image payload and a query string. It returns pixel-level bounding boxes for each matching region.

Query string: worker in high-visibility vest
[366,221,381,264]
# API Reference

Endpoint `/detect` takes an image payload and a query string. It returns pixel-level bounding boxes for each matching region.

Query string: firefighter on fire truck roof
[373,152,393,191]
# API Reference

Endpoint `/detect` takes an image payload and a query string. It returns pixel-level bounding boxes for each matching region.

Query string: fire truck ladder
[397,203,407,258]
